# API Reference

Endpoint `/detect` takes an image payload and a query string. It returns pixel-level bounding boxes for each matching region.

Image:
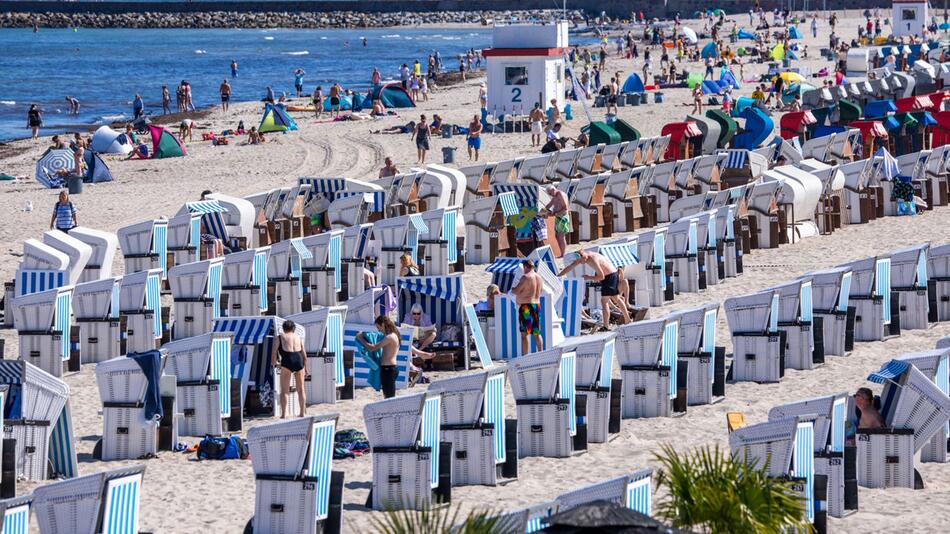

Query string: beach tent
[681,27,698,44]
[720,69,741,90]
[622,73,645,94]
[90,126,132,155]
[738,29,757,39]
[322,94,353,112]
[788,26,803,39]
[701,42,718,59]
[259,103,298,134]
[687,72,704,89]
[148,125,186,159]
[770,44,786,61]
[366,82,415,108]
[783,82,817,105]
[701,80,724,95]
[82,151,113,183]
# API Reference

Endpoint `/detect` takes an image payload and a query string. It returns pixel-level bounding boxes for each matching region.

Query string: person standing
[312,86,323,119]
[161,86,171,115]
[511,260,544,355]
[230,59,238,77]
[328,83,342,117]
[132,94,144,120]
[400,63,410,89]
[371,67,382,87]
[559,250,632,329]
[219,79,231,112]
[356,316,401,398]
[64,96,80,115]
[529,103,545,147]
[467,114,482,161]
[378,156,399,178]
[811,15,818,38]
[271,320,306,418]
[27,104,42,139]
[542,184,571,256]
[293,68,305,98]
[411,114,431,164]
[184,82,195,112]
[50,191,78,233]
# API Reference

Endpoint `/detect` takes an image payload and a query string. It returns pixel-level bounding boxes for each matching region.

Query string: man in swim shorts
[559,250,631,329]
[511,260,544,355]
[529,103,545,147]
[467,115,482,161]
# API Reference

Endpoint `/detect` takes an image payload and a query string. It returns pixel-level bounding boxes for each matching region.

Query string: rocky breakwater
[0,9,585,29]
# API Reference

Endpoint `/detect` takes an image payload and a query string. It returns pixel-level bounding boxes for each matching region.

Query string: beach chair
[551,148,581,180]
[95,351,177,461]
[32,465,144,534]
[575,144,604,176]
[396,274,482,370]
[117,218,168,278]
[598,142,623,173]
[517,153,555,184]
[744,180,782,249]
[221,247,269,317]
[371,213,427,287]
[922,145,950,207]
[41,230,90,286]
[343,301,413,393]
[418,208,462,276]
[889,244,935,330]
[364,392,449,510]
[724,289,785,383]
[691,153,725,193]
[664,216,703,294]
[767,166,825,242]
[491,501,558,534]
[568,173,611,242]
[205,193,257,249]
[770,277,821,371]
[299,231,343,307]
[617,138,643,169]
[860,358,950,488]
[672,156,698,194]
[119,269,163,354]
[462,192,518,265]
[8,240,69,323]
[247,414,343,534]
[672,303,725,406]
[714,204,744,279]
[286,307,349,405]
[564,241,639,321]
[895,349,950,464]
[651,136,671,163]
[162,332,232,437]
[266,238,313,316]
[11,280,72,377]
[490,274,565,359]
[0,495,32,534]
[930,243,950,322]
[729,416,817,527]
[556,332,619,443]
[73,277,123,364]
[459,163,489,204]
[0,360,76,481]
[797,158,847,234]
[807,267,855,357]
[640,160,678,223]
[837,158,877,224]
[508,348,579,458]
[770,393,854,518]
[69,227,119,283]
[428,367,513,486]
[623,228,672,307]
[168,258,224,340]
[615,316,684,418]
[422,165,466,210]
[338,223,373,299]
[603,168,649,233]
[555,469,654,516]
[166,211,202,268]
[838,255,899,342]
[487,158,520,186]
[690,209,722,286]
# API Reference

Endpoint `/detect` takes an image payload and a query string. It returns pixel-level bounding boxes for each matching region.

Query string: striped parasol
[35,148,75,188]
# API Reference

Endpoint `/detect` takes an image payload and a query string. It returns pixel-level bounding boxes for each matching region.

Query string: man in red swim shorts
[511,259,544,355]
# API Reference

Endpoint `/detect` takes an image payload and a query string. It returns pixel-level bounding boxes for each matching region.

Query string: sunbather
[404,304,437,349]
[370,121,416,135]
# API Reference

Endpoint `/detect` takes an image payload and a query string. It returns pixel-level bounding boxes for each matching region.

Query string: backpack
[197,435,249,460]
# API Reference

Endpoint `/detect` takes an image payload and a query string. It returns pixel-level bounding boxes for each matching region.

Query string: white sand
[2,10,950,533]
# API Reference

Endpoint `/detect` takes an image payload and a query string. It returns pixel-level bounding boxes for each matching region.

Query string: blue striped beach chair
[896,349,950,464]
[744,179,783,249]
[33,465,145,534]
[492,501,557,533]
[509,348,577,458]
[672,303,724,406]
[94,351,170,460]
[462,192,518,265]
[300,231,343,306]
[117,219,168,278]
[396,274,468,365]
[516,153,555,184]
[221,247,270,317]
[371,213,428,286]
[41,230,91,286]
[69,226,119,282]
[119,269,163,354]
[770,277,819,370]
[266,238,313,317]
[168,258,224,340]
[838,254,898,341]
[0,360,76,481]
[806,266,854,357]
[724,289,784,383]
[692,209,721,286]
[247,414,343,534]
[166,211,202,268]
[729,416,816,526]
[11,285,72,378]
[418,208,461,276]
[714,204,743,278]
[162,332,231,436]
[0,495,32,534]
[622,228,670,307]
[181,201,231,255]
[556,332,618,443]
[665,216,702,294]
[888,244,933,330]
[286,307,349,405]
[555,469,654,517]
[339,223,373,299]
[428,366,512,486]
[13,268,66,299]
[204,193,257,249]
[931,243,950,322]
[615,316,682,418]
[770,392,851,518]
[364,392,447,510]
[14,237,69,292]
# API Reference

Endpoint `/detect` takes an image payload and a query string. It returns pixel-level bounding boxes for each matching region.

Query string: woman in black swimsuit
[271,320,307,418]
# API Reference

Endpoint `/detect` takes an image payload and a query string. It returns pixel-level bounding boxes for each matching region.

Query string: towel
[130,350,164,421]
[357,331,384,391]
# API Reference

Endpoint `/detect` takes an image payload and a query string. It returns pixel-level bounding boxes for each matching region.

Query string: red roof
[895,96,931,112]
[850,120,888,139]
[661,121,703,140]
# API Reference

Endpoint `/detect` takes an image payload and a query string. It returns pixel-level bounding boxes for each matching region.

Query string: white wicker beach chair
[220,247,270,317]
[569,173,610,242]
[461,192,518,265]
[555,469,654,516]
[168,258,224,340]
[672,303,724,406]
[664,216,702,294]
[299,230,343,307]
[806,267,855,357]
[166,211,201,268]
[12,285,72,377]
[371,213,428,286]
[266,238,312,317]
[615,316,683,418]
[508,348,577,458]
[41,230,90,286]
[117,218,168,277]
[339,223,373,299]
[770,277,820,371]
[517,153,555,184]
[837,255,898,342]
[557,332,619,443]
[69,227,119,283]
[930,243,950,322]
[894,349,950,464]
[118,269,163,354]
[724,289,785,383]
[603,168,646,234]
[714,204,744,279]
[744,179,782,249]
[640,160,677,223]
[622,228,671,307]
[889,243,934,330]
[162,332,232,437]
[575,144,604,176]
[286,307,349,405]
[32,465,145,534]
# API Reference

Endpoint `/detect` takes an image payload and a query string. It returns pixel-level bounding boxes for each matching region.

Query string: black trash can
[441,146,456,164]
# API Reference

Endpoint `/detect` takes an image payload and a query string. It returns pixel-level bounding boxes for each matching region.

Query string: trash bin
[654,92,664,103]
[441,146,456,164]
[628,93,641,106]
[67,175,83,194]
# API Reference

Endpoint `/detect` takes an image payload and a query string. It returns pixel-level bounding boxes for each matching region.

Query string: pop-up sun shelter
[622,73,645,94]
[259,103,299,134]
[148,125,186,159]
[366,82,416,108]
[90,125,133,155]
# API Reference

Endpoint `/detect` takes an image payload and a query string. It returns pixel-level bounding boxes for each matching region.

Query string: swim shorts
[554,213,572,235]
[531,121,543,135]
[468,136,481,150]
[518,303,540,335]
[330,96,340,106]
[601,271,621,297]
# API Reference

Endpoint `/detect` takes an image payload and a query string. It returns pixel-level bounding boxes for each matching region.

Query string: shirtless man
[559,250,631,329]
[529,103,545,147]
[356,315,401,398]
[543,185,571,257]
[511,260,544,354]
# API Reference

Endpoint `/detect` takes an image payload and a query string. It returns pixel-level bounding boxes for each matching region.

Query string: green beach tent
[687,72,703,89]
[587,121,621,145]
[259,103,299,134]
[148,125,186,159]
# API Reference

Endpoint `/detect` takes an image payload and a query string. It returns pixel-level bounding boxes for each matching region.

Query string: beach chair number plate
[184,409,196,417]
[117,427,129,434]
[481,429,493,437]
[89,337,98,344]
[635,388,646,395]
[417,453,430,461]
[456,451,468,459]
[597,391,609,399]
[303,482,315,491]
[29,351,40,358]
[270,504,284,513]
[184,316,194,322]
[830,458,842,466]
[556,404,567,411]
[699,357,710,364]
[858,434,870,442]
[659,370,669,377]
[885,456,900,464]
[208,384,218,391]
[388,475,402,483]
[531,425,544,433]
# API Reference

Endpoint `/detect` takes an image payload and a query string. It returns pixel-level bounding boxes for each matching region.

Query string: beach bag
[197,435,249,460]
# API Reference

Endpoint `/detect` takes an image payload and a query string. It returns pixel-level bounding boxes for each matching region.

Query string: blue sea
[0,27,497,141]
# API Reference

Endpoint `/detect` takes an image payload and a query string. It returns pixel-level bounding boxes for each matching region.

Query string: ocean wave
[381,34,401,39]
[97,114,128,123]
[320,36,328,40]
[194,49,207,54]
[0,101,14,106]
[264,36,275,40]
[284,51,309,55]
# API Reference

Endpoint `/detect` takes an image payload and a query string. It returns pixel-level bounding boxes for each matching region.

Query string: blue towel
[357,332,384,391]
[130,350,164,421]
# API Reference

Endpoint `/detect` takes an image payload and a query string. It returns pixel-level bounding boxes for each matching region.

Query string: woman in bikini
[271,320,307,418]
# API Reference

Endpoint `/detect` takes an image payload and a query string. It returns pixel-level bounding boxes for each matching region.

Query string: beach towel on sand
[356,331,384,391]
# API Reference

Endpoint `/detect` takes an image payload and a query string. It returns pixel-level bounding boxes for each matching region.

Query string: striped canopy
[485,257,525,274]
[867,359,910,384]
[497,192,520,217]
[596,243,640,268]
[289,238,314,260]
[397,275,463,301]
[185,200,228,214]
[719,149,748,169]
[214,317,276,344]
[299,177,347,194]
[408,213,429,234]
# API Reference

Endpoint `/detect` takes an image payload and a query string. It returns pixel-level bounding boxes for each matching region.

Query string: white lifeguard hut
[483,21,568,117]
[892,0,929,37]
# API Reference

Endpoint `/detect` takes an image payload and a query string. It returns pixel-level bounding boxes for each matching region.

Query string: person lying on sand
[371,121,416,135]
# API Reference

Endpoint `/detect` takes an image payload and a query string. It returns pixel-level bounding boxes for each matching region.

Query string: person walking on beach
[64,96,80,115]
[411,114,431,164]
[293,68,306,98]
[356,315,400,398]
[176,83,185,112]
[132,94,144,120]
[230,59,238,77]
[219,79,231,112]
[371,67,381,87]
[50,191,77,233]
[161,86,171,115]
[379,157,399,178]
[184,82,195,112]
[328,83,342,117]
[467,114,482,161]
[312,86,323,119]
[511,260,544,354]
[399,63,410,89]
[271,320,306,417]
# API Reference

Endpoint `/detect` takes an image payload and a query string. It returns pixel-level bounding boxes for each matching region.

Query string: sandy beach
[2,10,950,533]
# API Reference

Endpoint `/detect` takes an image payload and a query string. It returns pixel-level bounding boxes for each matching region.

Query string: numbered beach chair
[837,255,899,342]
[364,392,449,510]
[690,209,721,286]
[0,495,32,534]
[41,230,90,286]
[12,285,72,377]
[889,244,935,330]
[339,223,373,299]
[724,289,785,383]
[615,316,684,418]
[930,243,950,322]
[517,153,555,184]
[0,360,77,481]
[418,208,462,276]
[770,277,821,370]
[69,226,119,283]
[574,144,604,176]
[117,218,168,278]
[372,213,427,286]
[119,269,163,354]
[169,258,224,340]
[246,414,343,534]
[604,168,649,233]
[672,303,725,406]
[286,307,349,405]
[166,211,202,268]
[300,230,343,307]
[32,465,145,534]
[639,160,678,223]
[428,367,513,486]
[162,332,232,437]
[665,216,703,294]
[508,348,578,458]
[555,469,654,517]
[807,267,855,357]
[396,274,471,369]
[745,179,782,249]
[462,192,518,265]
[205,192,257,249]
[266,238,312,317]
[556,332,619,444]
[551,148,581,180]
[895,349,950,464]
[568,173,611,242]
[715,204,744,279]
[220,247,269,317]
[343,306,413,393]
[623,228,672,307]
[838,158,876,224]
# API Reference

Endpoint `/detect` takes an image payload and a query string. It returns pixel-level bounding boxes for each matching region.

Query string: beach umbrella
[35,148,74,188]
[541,500,693,533]
[775,71,804,84]
[681,27,698,44]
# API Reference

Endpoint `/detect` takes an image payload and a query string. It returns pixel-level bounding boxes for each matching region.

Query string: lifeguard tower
[892,0,929,37]
[483,21,568,117]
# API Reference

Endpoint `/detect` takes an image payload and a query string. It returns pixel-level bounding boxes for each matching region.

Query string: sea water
[0,27,497,141]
